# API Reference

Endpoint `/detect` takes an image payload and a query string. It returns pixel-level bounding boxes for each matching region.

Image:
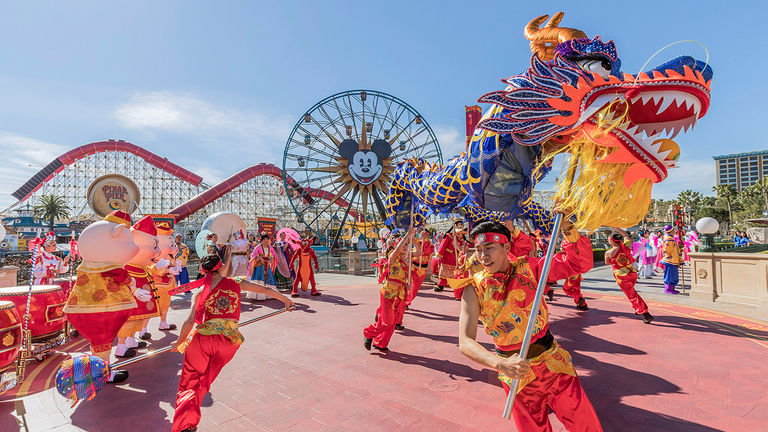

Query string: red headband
[474,232,509,247]
[199,259,222,275]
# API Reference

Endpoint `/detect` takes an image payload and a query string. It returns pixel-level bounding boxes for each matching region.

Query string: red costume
[457,232,602,431]
[173,277,244,432]
[289,239,319,297]
[363,255,407,349]
[561,274,584,304]
[609,242,649,315]
[436,230,470,296]
[405,238,434,306]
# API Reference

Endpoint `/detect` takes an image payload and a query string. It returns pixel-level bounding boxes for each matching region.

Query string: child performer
[457,219,602,432]
[171,253,294,432]
[605,229,654,323]
[660,225,683,294]
[363,227,415,352]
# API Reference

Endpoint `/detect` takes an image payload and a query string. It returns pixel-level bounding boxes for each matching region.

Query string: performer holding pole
[605,229,654,324]
[660,225,683,295]
[171,253,294,432]
[456,216,601,431]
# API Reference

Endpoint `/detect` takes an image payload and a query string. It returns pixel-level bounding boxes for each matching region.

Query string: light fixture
[696,217,719,252]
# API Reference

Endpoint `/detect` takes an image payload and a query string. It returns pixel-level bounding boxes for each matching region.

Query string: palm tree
[713,184,736,227]
[33,194,71,231]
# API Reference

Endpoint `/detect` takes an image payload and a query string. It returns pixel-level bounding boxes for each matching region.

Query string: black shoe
[642,312,655,324]
[291,293,300,298]
[135,341,149,349]
[107,370,129,384]
[374,313,378,322]
[114,348,137,358]
[159,324,177,331]
[310,291,321,296]
[139,332,151,340]
[547,290,554,302]
[405,305,409,310]
[576,297,588,311]
[395,324,405,331]
[364,338,373,351]
[372,344,389,353]
[180,427,197,432]
[434,286,444,292]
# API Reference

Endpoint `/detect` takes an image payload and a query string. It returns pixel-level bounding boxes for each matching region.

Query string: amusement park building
[4,140,352,243]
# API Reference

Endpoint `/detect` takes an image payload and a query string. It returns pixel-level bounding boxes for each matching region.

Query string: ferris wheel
[282,89,443,248]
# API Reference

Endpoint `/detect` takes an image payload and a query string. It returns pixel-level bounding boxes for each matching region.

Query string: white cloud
[0,133,68,210]
[651,159,716,200]
[114,91,293,159]
[432,125,466,160]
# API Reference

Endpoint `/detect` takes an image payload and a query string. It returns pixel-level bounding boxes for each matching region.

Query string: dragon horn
[524,11,586,60]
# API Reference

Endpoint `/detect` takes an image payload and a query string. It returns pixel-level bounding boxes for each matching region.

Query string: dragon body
[386,12,712,233]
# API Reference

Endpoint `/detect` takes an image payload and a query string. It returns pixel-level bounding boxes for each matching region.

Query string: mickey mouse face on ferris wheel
[338,138,392,186]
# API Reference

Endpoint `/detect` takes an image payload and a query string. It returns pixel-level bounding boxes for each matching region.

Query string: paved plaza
[2,269,767,432]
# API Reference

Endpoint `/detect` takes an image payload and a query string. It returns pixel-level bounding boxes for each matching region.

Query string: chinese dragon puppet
[386,12,712,233]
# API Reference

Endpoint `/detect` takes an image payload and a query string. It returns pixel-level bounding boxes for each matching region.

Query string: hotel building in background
[713,150,768,191]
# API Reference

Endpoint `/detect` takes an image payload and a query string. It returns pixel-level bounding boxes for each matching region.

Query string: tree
[33,194,71,231]
[676,189,702,225]
[713,184,736,226]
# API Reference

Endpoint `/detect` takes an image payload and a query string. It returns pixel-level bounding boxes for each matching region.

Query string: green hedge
[593,248,607,263]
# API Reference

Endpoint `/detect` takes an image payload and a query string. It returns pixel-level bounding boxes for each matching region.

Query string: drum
[52,276,76,298]
[0,285,67,343]
[0,301,21,372]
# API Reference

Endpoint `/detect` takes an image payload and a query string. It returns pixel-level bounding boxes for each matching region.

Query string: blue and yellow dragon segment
[385,12,712,234]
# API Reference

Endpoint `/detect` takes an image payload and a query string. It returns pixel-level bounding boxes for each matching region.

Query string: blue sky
[1,1,764,210]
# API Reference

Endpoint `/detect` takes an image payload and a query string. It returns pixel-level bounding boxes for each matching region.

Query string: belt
[232,252,247,256]
[495,331,554,360]
[412,261,429,268]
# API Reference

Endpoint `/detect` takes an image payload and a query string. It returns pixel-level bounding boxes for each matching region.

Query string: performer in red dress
[363,227,415,352]
[435,220,469,294]
[457,219,602,432]
[605,229,654,324]
[171,253,293,432]
[31,232,71,285]
[289,238,320,298]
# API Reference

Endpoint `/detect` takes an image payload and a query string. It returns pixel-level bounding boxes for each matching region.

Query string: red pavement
[2,273,768,431]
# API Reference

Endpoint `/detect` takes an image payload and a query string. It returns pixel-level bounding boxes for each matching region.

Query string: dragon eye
[577,59,611,79]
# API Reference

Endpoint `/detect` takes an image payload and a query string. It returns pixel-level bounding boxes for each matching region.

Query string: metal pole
[501,212,563,419]
[502,154,579,419]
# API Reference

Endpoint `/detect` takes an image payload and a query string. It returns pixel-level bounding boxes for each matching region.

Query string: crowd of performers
[364,217,703,431]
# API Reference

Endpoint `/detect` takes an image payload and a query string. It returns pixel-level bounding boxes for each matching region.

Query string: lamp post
[696,217,720,252]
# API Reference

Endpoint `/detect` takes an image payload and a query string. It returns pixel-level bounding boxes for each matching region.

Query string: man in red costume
[561,274,589,310]
[115,216,161,358]
[404,227,434,308]
[457,219,602,431]
[605,229,654,324]
[289,238,320,298]
[435,220,469,294]
[363,227,415,352]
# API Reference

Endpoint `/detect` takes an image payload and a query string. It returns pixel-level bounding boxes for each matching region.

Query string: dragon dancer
[405,227,435,308]
[363,228,415,352]
[435,220,469,294]
[457,219,601,431]
[605,230,654,323]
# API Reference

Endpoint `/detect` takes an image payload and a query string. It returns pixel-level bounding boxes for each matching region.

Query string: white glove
[133,288,152,302]
[154,259,171,270]
[168,265,181,276]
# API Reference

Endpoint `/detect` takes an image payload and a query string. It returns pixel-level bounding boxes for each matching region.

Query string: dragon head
[476,12,712,229]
